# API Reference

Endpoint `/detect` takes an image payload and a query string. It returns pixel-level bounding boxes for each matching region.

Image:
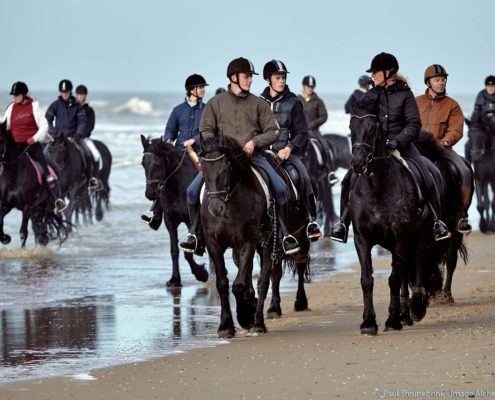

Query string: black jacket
[260,86,308,154]
[360,79,421,151]
[345,89,367,114]
[79,103,95,138]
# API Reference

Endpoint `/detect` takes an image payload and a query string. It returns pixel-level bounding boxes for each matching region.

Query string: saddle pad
[391,150,423,203]
[263,150,299,201]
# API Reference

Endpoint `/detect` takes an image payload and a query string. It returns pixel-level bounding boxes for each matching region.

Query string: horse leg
[294,261,309,311]
[95,192,104,221]
[232,244,257,330]
[439,233,463,304]
[266,259,283,319]
[209,244,235,338]
[0,204,13,244]
[384,249,404,331]
[400,274,413,327]
[475,179,487,232]
[185,252,209,283]
[354,234,378,335]
[410,237,431,322]
[253,246,272,333]
[19,208,30,248]
[164,218,182,288]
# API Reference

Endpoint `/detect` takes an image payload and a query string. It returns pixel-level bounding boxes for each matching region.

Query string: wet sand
[2,231,495,399]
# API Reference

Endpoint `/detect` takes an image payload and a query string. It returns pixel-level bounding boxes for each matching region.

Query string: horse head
[468,124,492,163]
[141,135,166,200]
[200,134,250,217]
[45,131,68,167]
[349,105,382,175]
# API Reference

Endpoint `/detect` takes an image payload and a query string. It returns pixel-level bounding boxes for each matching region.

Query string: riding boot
[320,136,338,186]
[141,201,163,231]
[278,203,301,255]
[180,203,205,256]
[425,184,450,242]
[46,177,67,213]
[457,185,472,234]
[330,171,353,243]
[305,195,322,242]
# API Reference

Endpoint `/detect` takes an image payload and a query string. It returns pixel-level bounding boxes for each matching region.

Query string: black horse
[140,136,208,287]
[45,132,90,225]
[348,111,443,335]
[415,131,471,304]
[0,121,70,247]
[322,133,352,170]
[466,117,495,232]
[200,135,311,338]
[91,139,112,221]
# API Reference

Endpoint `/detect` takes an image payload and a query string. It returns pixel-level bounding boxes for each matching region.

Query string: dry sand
[2,232,495,399]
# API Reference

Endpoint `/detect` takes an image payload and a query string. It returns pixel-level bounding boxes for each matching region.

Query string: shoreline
[2,231,495,399]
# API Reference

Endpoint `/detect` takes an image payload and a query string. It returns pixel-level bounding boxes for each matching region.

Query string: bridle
[143,150,187,192]
[350,113,390,175]
[201,153,237,202]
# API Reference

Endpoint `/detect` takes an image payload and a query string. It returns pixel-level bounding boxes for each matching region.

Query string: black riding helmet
[59,79,73,92]
[185,74,209,90]
[263,59,289,80]
[10,81,28,96]
[366,52,399,80]
[302,75,316,87]
[485,75,495,86]
[76,84,88,95]
[226,57,258,79]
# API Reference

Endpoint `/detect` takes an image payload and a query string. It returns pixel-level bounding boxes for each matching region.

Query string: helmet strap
[268,75,286,95]
[231,73,249,95]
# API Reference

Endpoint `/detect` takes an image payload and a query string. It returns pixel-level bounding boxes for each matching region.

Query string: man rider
[345,75,373,114]
[180,57,301,256]
[2,81,66,212]
[141,74,207,230]
[416,64,472,234]
[260,59,322,241]
[298,75,338,185]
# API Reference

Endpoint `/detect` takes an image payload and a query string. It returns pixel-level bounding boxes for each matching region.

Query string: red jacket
[10,97,38,143]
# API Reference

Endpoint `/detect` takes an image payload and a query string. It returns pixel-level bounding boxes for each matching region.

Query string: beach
[1,231,494,399]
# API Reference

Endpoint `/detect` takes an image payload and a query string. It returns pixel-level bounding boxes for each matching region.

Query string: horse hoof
[1,234,11,245]
[218,328,235,339]
[294,299,309,312]
[434,292,455,305]
[95,211,104,221]
[411,293,428,322]
[266,311,282,319]
[166,279,182,288]
[192,265,209,283]
[400,315,414,326]
[384,317,403,331]
[251,324,267,334]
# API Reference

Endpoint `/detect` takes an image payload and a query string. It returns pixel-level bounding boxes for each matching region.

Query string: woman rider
[330,52,449,243]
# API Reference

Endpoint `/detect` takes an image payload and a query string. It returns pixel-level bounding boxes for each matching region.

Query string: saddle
[26,155,59,186]
[263,150,300,202]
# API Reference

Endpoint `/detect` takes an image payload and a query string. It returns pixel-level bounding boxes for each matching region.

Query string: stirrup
[328,172,339,186]
[433,220,450,242]
[55,198,68,213]
[282,234,301,255]
[330,221,348,243]
[456,217,472,235]
[141,214,152,225]
[180,233,198,253]
[89,177,100,190]
[306,221,322,241]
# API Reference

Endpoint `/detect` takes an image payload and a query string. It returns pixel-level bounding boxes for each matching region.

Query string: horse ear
[465,117,471,127]
[140,134,148,150]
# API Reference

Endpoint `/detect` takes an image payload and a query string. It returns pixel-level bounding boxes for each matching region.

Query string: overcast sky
[1,0,493,94]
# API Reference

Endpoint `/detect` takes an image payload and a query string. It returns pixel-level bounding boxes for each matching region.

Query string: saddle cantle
[263,150,300,202]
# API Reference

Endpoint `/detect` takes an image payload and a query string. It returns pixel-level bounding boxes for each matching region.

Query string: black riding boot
[46,177,67,213]
[278,203,300,255]
[141,201,162,231]
[305,195,322,242]
[180,203,205,256]
[330,171,353,243]
[457,185,472,234]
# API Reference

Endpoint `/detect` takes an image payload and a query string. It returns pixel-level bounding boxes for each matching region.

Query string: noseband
[201,153,236,202]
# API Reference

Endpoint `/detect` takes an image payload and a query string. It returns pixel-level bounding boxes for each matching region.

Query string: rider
[330,52,450,243]
[298,75,338,186]
[472,75,495,124]
[260,59,322,241]
[2,82,66,212]
[141,74,207,230]
[215,88,226,95]
[345,75,373,114]
[180,57,300,256]
[416,64,472,234]
[75,84,101,190]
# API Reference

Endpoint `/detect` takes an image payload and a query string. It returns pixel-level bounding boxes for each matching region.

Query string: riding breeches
[443,149,472,188]
[24,143,50,173]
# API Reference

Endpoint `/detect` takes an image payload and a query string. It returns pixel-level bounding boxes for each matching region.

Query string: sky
[1,0,494,95]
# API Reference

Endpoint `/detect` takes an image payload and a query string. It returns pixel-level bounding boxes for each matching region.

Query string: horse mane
[218,135,251,173]
[148,139,183,161]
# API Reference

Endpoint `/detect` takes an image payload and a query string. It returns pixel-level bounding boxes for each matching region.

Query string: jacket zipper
[425,98,433,131]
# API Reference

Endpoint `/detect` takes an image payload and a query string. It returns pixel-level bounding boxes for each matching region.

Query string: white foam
[71,373,97,381]
[114,97,155,116]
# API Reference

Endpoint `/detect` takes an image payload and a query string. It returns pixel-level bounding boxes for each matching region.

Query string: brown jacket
[416,90,464,146]
[297,93,328,136]
[199,88,279,150]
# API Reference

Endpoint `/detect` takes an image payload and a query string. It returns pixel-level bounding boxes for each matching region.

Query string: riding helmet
[9,81,28,96]
[226,57,258,78]
[302,75,316,87]
[263,60,289,80]
[185,74,209,90]
[424,64,448,85]
[76,84,88,95]
[215,87,226,95]
[59,79,73,92]
[485,75,495,86]
[366,52,399,74]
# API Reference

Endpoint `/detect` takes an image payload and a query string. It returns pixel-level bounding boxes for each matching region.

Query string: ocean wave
[114,97,160,116]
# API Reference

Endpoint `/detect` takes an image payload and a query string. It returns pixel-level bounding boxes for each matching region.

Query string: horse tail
[283,256,313,283]
[32,207,72,246]
[458,239,468,265]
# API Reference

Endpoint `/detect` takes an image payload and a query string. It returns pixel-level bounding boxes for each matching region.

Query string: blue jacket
[45,96,87,137]
[164,99,205,152]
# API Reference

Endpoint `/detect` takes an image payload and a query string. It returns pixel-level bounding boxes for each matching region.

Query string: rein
[1,140,31,166]
[144,149,187,191]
